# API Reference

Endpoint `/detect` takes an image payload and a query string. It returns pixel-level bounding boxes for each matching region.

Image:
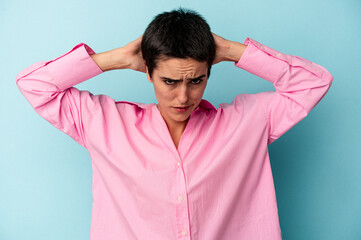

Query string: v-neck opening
[151,104,199,156]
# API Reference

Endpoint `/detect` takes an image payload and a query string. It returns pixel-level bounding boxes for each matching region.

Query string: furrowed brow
[160,74,206,81]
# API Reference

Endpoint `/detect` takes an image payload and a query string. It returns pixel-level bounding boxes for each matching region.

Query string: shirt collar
[119,99,217,111]
[196,99,217,111]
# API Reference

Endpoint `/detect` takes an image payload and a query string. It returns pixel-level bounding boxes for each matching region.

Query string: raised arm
[212,32,333,144]
[90,35,145,72]
[16,35,145,148]
[211,32,248,65]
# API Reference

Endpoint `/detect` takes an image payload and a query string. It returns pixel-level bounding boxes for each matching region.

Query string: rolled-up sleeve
[16,43,104,148]
[235,37,333,145]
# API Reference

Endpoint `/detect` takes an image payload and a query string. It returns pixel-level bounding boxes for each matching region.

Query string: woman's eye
[164,80,176,85]
[163,79,202,85]
[191,79,202,84]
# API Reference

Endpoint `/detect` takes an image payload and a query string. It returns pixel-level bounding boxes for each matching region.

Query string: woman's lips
[173,106,191,113]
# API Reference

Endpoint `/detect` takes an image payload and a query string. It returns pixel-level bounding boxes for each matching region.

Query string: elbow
[328,74,334,88]
[313,64,334,97]
[320,64,334,88]
[15,61,48,87]
[15,62,56,110]
[15,74,26,92]
[322,70,334,96]
[325,68,334,87]
[15,71,25,89]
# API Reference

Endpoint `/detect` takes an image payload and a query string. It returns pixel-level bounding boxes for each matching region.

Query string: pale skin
[90,33,247,149]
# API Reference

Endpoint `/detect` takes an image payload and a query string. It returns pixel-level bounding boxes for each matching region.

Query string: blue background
[1,0,360,239]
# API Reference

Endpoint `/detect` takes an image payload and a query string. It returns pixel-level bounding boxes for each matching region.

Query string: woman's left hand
[212,32,232,65]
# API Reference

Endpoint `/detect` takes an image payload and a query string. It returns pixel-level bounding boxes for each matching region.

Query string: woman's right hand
[91,35,146,73]
[120,35,146,73]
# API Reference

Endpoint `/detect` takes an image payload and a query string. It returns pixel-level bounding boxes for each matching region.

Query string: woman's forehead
[155,57,208,77]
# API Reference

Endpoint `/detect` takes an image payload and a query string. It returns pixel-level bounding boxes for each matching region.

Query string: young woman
[16,7,333,240]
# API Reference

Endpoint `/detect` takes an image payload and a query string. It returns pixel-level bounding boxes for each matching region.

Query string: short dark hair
[141,7,215,79]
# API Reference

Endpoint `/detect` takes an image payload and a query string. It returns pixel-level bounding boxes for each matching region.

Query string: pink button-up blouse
[16,37,333,240]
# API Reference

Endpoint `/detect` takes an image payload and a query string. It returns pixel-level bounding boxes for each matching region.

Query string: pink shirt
[16,37,333,240]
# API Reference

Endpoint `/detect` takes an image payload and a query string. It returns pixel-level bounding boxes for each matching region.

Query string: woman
[16,7,333,240]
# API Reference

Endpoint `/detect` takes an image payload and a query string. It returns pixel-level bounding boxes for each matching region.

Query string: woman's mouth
[173,106,191,113]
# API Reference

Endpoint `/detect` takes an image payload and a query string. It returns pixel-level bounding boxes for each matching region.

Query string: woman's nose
[177,84,189,104]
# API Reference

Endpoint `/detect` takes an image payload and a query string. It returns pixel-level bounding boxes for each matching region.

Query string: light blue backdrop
[1,0,360,239]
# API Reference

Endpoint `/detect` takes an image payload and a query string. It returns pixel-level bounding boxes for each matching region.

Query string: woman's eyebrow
[160,74,206,81]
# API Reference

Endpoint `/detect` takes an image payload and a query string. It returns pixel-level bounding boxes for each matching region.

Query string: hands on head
[211,32,233,65]
[120,35,146,73]
[120,32,233,74]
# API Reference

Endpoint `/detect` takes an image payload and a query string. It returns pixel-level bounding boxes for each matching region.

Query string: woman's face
[146,57,208,127]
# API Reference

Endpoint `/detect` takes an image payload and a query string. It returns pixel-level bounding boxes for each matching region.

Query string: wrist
[225,41,247,62]
[90,48,129,72]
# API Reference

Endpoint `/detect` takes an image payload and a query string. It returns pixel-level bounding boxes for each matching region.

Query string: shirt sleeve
[235,37,333,145]
[16,43,105,149]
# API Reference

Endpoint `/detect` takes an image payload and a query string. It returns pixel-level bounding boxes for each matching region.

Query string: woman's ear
[145,66,153,83]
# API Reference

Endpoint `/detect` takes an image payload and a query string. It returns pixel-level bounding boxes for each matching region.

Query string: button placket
[175,161,191,239]
[150,104,192,239]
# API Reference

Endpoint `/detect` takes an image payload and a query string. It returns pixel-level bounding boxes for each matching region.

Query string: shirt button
[177,161,182,166]
[260,45,265,50]
[181,230,187,236]
[276,53,282,57]
[178,196,183,202]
